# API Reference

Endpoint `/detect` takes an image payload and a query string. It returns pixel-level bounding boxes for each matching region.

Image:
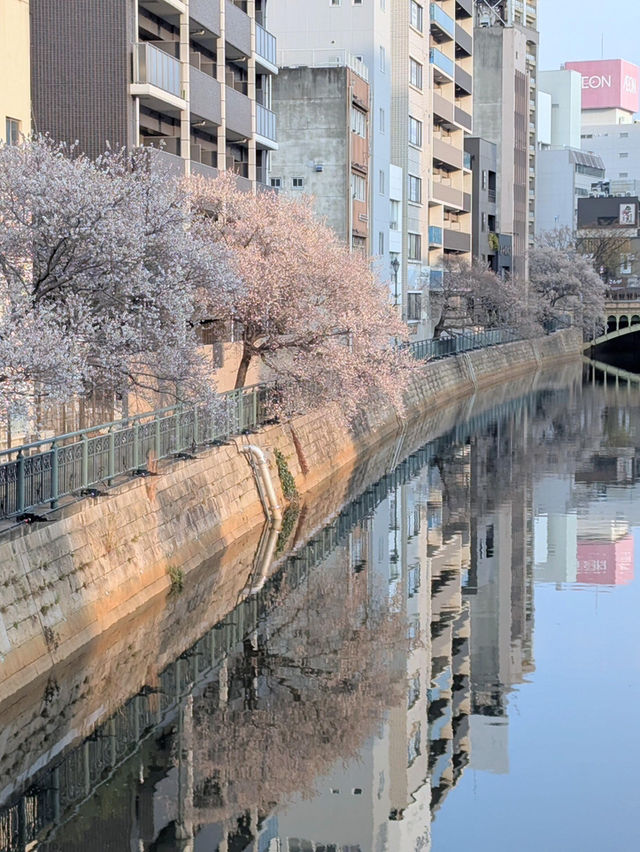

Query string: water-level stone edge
[0,330,583,712]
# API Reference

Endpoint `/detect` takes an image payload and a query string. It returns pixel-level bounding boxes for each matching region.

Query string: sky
[538,0,640,72]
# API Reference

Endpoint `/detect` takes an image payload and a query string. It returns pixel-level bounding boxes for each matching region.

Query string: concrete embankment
[0,329,583,713]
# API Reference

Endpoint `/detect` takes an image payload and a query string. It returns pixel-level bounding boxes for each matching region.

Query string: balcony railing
[488,188,496,202]
[429,225,443,245]
[256,103,277,141]
[256,23,277,67]
[133,42,181,98]
[430,47,455,78]
[431,2,455,37]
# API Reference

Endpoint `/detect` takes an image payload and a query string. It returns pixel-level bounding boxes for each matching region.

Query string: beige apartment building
[30,0,278,188]
[1,0,31,143]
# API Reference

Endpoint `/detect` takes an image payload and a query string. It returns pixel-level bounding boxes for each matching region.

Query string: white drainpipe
[241,445,283,523]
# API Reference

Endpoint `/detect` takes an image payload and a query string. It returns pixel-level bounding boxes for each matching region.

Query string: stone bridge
[587,291,640,348]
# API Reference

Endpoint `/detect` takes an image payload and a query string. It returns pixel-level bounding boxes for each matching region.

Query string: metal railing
[256,103,277,142]
[255,23,277,67]
[0,384,275,522]
[405,328,521,362]
[133,42,182,98]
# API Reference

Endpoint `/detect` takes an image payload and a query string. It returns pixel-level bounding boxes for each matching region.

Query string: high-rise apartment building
[30,0,278,188]
[1,0,31,144]
[268,0,473,339]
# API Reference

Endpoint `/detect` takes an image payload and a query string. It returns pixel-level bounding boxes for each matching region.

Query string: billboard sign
[565,59,640,113]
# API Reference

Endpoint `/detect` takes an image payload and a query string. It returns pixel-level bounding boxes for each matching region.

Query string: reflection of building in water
[464,420,535,775]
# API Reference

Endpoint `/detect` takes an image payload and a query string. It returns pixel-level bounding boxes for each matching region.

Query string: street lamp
[391,256,400,307]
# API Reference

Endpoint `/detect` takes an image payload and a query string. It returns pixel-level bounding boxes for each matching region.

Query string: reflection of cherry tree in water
[190,549,410,824]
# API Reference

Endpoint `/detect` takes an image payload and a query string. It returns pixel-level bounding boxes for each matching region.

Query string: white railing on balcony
[255,23,277,67]
[278,48,369,82]
[256,103,277,142]
[133,42,181,98]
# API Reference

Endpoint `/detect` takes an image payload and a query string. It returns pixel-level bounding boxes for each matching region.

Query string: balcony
[433,91,455,124]
[429,225,443,246]
[225,0,251,56]
[132,42,185,110]
[225,85,252,137]
[256,103,277,148]
[454,105,472,131]
[431,3,455,41]
[191,160,219,180]
[463,151,471,169]
[433,137,463,170]
[430,47,455,81]
[432,180,463,208]
[255,23,277,72]
[444,228,470,252]
[455,64,472,96]
[189,0,221,36]
[190,67,222,126]
[455,0,473,18]
[488,188,496,203]
[454,23,472,57]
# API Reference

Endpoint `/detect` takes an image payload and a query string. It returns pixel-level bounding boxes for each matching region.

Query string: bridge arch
[607,315,617,332]
[632,315,640,325]
[619,315,630,329]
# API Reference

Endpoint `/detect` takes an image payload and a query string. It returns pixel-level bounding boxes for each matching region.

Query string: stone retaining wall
[0,330,583,710]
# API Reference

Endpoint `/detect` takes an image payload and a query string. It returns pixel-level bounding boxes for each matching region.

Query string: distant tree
[530,233,606,335]
[0,138,231,421]
[189,174,412,417]
[432,257,532,339]
[542,225,631,286]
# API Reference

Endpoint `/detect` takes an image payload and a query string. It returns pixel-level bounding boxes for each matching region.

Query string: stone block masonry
[0,330,583,710]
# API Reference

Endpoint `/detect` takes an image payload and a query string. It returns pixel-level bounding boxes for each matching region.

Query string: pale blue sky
[538,0,640,71]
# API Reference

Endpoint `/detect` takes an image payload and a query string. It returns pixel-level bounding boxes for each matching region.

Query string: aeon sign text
[566,59,640,114]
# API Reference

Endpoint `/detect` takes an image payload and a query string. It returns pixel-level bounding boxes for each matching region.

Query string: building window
[379,169,385,194]
[408,174,422,203]
[390,200,400,230]
[410,0,423,31]
[620,172,629,178]
[482,169,488,189]
[270,177,282,188]
[352,234,367,252]
[620,152,629,158]
[351,106,367,137]
[379,231,385,255]
[409,58,422,90]
[292,176,304,188]
[620,131,629,138]
[353,0,363,4]
[351,172,366,201]
[408,232,421,260]
[5,118,20,146]
[407,292,422,321]
[330,0,341,6]
[408,115,422,147]
[481,212,486,232]
[379,107,385,133]
[379,46,386,72]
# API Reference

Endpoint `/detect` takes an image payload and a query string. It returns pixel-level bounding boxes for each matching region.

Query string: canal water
[2,365,640,851]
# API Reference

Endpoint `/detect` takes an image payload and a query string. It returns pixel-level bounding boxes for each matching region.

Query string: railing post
[16,450,25,514]
[175,407,182,453]
[81,434,89,489]
[252,388,258,428]
[132,421,140,471]
[155,416,161,461]
[50,442,59,509]
[238,391,245,433]
[108,428,115,485]
[193,404,199,447]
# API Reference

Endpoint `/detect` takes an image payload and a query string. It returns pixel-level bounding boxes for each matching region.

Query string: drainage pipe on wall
[240,445,283,524]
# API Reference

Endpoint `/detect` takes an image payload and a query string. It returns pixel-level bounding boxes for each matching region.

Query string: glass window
[270,177,281,188]
[5,118,20,146]
[379,169,385,194]
[351,106,367,137]
[379,107,385,133]
[410,0,423,31]
[408,232,421,260]
[390,200,400,230]
[379,231,385,255]
[407,292,422,322]
[351,172,366,201]
[409,115,422,147]
[292,176,304,188]
[409,58,422,89]
[379,46,386,72]
[408,174,422,203]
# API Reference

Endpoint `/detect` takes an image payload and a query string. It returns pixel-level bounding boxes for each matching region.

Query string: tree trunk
[234,340,253,389]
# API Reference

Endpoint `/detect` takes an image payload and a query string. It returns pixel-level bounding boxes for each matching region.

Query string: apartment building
[268,0,473,339]
[30,0,278,187]
[474,0,538,262]
[465,137,513,274]
[270,55,371,252]
[0,0,31,144]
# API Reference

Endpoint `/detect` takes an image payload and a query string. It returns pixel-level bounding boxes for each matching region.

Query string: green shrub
[274,448,298,501]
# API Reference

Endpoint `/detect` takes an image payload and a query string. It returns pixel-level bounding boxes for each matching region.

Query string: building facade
[474,0,538,250]
[268,0,474,339]
[465,136,513,274]
[270,57,371,252]
[0,0,31,143]
[30,0,278,187]
[535,148,605,234]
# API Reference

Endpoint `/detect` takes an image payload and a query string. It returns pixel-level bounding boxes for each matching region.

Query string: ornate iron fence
[404,327,521,362]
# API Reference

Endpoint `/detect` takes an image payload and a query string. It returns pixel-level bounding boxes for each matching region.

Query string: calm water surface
[2,368,640,851]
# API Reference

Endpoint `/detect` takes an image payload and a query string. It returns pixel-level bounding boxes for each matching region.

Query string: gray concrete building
[270,57,371,252]
[465,136,512,274]
[535,148,605,235]
[30,0,278,188]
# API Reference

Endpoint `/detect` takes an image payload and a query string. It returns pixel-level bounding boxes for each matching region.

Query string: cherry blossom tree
[433,257,532,338]
[188,174,412,417]
[0,138,233,421]
[529,233,606,335]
